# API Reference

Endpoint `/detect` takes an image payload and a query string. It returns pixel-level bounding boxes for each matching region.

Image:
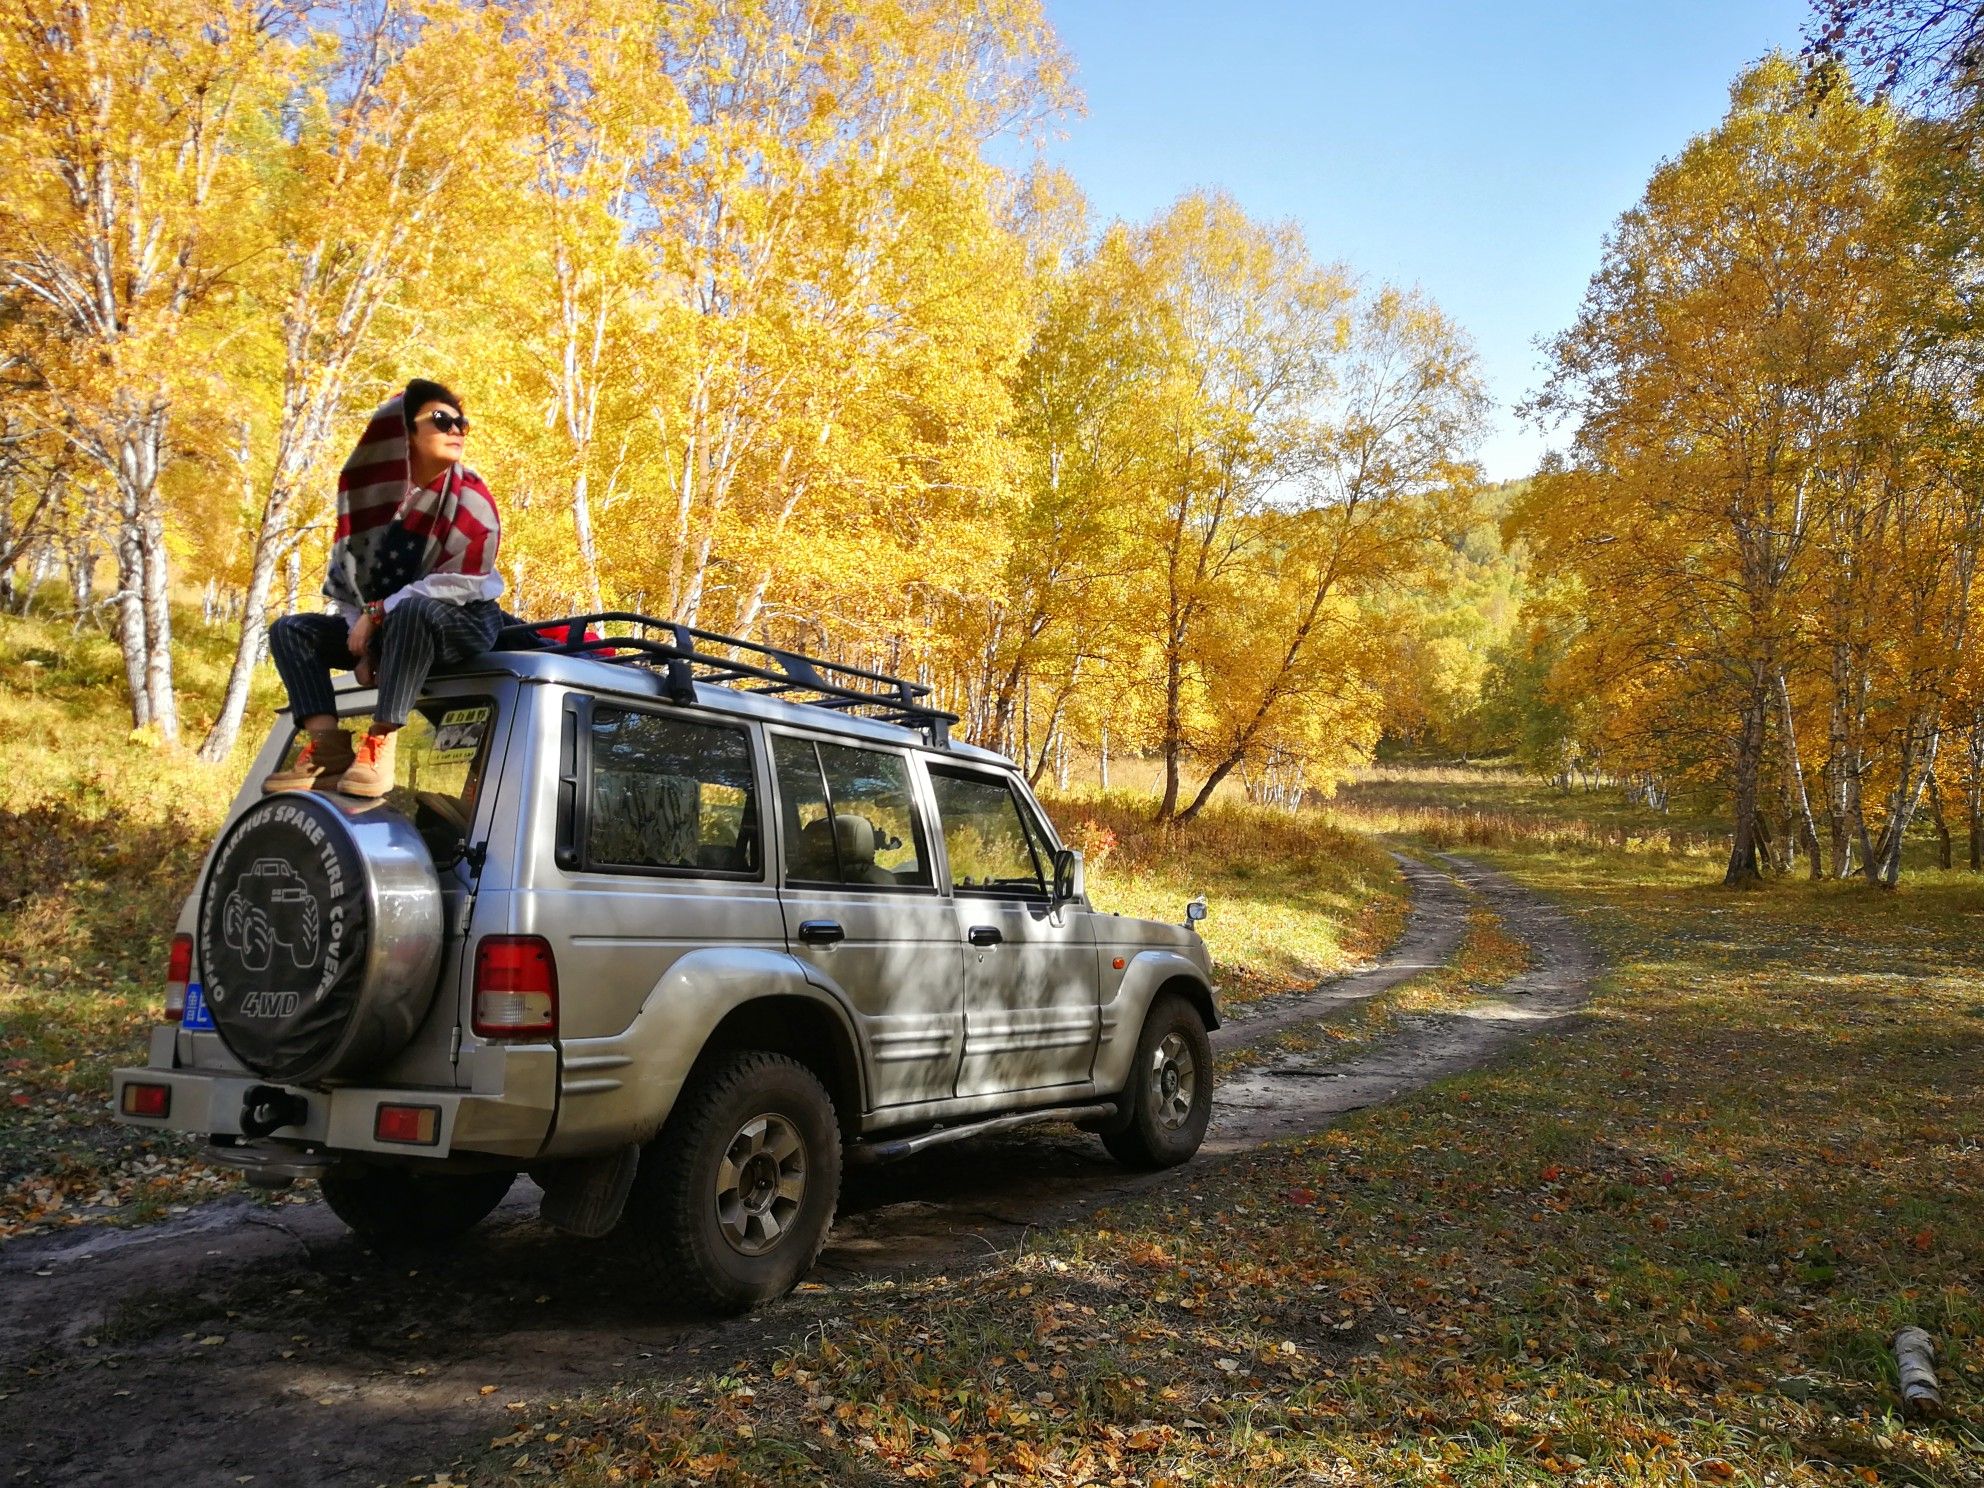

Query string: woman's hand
[348,612,378,685]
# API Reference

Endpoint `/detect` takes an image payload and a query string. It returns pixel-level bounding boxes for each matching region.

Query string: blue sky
[1040,0,1814,480]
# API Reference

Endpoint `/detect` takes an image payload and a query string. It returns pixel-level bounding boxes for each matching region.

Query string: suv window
[929,769,1047,895]
[772,735,931,889]
[281,697,498,861]
[588,707,760,876]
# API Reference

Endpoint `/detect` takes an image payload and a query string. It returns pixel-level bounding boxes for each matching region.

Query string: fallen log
[1893,1326,1943,1420]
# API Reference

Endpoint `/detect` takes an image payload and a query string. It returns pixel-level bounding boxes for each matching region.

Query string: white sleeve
[381,570,506,614]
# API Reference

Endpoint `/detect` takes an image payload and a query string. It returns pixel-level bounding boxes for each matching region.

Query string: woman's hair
[402,378,464,429]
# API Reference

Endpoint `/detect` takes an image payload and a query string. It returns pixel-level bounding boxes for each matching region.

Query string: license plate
[183,982,215,1031]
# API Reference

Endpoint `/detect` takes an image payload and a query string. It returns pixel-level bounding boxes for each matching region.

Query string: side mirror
[1052,847,1084,906]
[1184,896,1208,927]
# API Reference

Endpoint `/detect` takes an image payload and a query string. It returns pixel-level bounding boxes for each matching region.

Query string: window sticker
[428,705,491,764]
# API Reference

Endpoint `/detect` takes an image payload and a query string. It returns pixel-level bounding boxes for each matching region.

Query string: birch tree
[0,0,297,738]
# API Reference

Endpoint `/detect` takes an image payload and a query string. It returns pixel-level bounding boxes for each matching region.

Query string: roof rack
[497,611,956,747]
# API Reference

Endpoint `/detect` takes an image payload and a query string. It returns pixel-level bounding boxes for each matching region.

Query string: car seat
[794,812,896,885]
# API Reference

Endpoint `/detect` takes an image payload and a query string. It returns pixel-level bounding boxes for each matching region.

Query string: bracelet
[364,601,385,621]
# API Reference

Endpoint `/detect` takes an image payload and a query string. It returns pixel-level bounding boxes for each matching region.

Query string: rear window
[273,697,498,862]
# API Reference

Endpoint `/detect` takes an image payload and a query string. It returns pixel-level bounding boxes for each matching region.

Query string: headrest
[832,813,876,865]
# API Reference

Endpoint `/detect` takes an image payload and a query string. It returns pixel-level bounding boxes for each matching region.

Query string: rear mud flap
[533,1143,640,1238]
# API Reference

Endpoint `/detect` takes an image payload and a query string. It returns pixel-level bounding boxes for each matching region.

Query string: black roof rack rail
[495,612,956,748]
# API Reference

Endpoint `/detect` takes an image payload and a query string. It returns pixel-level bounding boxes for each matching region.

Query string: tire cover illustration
[198,793,440,1084]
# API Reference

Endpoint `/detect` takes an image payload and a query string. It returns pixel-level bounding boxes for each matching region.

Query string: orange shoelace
[353,732,388,766]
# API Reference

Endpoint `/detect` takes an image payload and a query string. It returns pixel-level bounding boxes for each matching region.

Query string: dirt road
[0,853,1595,1486]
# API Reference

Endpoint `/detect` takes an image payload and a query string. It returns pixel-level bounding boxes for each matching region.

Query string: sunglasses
[420,410,471,436]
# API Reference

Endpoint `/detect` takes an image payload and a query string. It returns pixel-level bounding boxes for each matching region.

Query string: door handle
[798,920,845,946]
[967,925,1003,947]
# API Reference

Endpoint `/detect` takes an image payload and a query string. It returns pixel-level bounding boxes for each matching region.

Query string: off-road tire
[319,1165,515,1248]
[240,908,274,973]
[288,894,321,968]
[1102,992,1212,1170]
[623,1051,841,1314]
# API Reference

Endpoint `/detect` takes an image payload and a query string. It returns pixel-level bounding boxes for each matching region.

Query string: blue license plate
[183,982,215,1031]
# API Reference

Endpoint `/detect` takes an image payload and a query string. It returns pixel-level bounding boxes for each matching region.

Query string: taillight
[473,935,558,1038]
[165,933,193,1022]
[374,1103,441,1146]
[122,1082,171,1118]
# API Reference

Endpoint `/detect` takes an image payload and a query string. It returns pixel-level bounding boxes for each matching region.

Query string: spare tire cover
[198,793,444,1085]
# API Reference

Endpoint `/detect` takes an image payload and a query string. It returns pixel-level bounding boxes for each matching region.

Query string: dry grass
[0,608,282,1236]
[1042,791,1407,1007]
[480,796,1984,1488]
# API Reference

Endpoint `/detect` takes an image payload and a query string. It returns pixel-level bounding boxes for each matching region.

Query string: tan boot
[336,728,398,798]
[263,727,356,793]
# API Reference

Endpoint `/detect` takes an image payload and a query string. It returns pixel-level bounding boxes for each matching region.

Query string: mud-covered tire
[623,1051,841,1314]
[320,1165,515,1247]
[1102,992,1212,1170]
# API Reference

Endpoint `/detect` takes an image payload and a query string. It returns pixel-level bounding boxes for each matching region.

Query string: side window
[772,735,931,889]
[587,708,760,876]
[929,770,1047,895]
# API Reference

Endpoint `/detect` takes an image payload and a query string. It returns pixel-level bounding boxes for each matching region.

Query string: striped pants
[269,598,502,728]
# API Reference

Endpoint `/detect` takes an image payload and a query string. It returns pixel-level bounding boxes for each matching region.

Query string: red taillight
[374,1103,441,1146]
[122,1082,171,1118]
[165,933,193,1022]
[473,935,558,1038]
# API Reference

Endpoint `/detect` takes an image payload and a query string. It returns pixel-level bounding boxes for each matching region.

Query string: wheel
[1103,992,1212,1170]
[223,890,247,948]
[319,1165,515,1247]
[623,1051,841,1314]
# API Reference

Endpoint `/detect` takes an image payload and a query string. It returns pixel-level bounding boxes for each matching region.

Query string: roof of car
[367,648,1016,767]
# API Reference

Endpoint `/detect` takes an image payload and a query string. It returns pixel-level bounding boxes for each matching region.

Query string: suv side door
[923,763,1098,1098]
[769,731,964,1108]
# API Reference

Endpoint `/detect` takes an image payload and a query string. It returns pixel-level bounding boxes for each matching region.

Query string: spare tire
[198,793,444,1085]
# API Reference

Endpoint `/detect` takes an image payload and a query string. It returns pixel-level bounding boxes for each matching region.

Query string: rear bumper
[108,1043,558,1161]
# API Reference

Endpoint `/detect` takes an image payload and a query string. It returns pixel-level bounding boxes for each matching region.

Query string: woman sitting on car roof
[263,378,504,798]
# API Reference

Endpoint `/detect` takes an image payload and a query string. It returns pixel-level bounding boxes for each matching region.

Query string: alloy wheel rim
[1147,1032,1196,1131]
[715,1112,807,1256]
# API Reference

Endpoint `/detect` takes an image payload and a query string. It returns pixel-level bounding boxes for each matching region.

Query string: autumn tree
[0,0,299,738]
[1524,58,1930,885]
[198,0,526,760]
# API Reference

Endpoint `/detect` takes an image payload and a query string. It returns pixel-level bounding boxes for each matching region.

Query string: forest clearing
[4,0,1984,1484]
[3,611,1981,1485]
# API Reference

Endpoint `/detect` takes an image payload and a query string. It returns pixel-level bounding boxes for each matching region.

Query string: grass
[465,771,1984,1488]
[1335,760,1730,859]
[1047,791,1408,1008]
[0,606,285,1238]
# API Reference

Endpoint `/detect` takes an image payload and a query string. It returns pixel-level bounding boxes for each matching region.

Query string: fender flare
[1092,949,1219,1096]
[542,946,870,1156]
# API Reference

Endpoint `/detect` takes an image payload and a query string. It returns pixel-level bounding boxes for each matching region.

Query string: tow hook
[240,1084,309,1139]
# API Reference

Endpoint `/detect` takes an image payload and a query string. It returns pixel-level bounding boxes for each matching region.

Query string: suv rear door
[181,680,516,1089]
[924,764,1097,1098]
[769,731,963,1108]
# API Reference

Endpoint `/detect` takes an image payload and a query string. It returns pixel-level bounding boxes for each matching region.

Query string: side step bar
[851,1102,1118,1165]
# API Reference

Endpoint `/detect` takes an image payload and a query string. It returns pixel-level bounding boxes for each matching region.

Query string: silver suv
[110,616,1218,1310]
